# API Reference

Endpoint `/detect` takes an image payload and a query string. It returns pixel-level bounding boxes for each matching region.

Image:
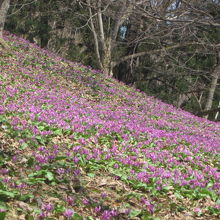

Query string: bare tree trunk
[97,1,113,76]
[97,0,105,45]
[86,0,134,76]
[177,94,188,108]
[102,38,113,76]
[215,101,220,120]
[0,0,10,48]
[87,0,103,70]
[0,0,10,37]
[204,53,220,119]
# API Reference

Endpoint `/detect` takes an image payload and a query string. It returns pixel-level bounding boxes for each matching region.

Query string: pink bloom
[63,209,74,218]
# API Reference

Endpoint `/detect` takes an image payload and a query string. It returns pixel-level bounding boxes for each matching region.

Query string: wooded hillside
[2,0,220,121]
[0,32,219,219]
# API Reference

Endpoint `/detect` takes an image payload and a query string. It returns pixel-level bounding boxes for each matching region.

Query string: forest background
[1,0,220,121]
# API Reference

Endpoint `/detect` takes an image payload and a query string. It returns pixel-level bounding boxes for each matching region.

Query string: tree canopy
[1,0,220,120]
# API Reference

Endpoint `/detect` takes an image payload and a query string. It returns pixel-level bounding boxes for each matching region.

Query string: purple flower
[94,206,101,214]
[17,183,27,189]
[82,198,89,205]
[101,193,107,198]
[63,209,74,218]
[2,177,11,183]
[66,196,75,206]
[140,197,149,205]
[56,168,65,175]
[147,203,154,214]
[72,156,79,163]
[213,204,220,210]
[194,208,201,213]
[101,210,111,220]
[40,211,48,217]
[42,203,53,212]
[0,168,8,174]
[73,169,81,175]
[12,155,17,161]
[113,163,119,169]
[110,209,118,216]
[140,197,154,214]
[66,152,71,157]
[124,209,131,215]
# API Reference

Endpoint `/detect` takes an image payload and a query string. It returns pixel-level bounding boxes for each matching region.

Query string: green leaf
[38,125,46,131]
[16,194,34,201]
[54,204,65,214]
[199,188,217,201]
[129,209,141,218]
[87,173,95,178]
[45,171,54,181]
[55,156,66,161]
[28,170,43,177]
[0,182,6,190]
[20,143,28,150]
[53,129,62,136]
[43,218,56,220]
[26,177,46,184]
[84,217,94,220]
[206,182,213,188]
[208,206,220,215]
[0,211,6,220]
[107,160,116,167]
[72,213,83,220]
[0,190,16,201]
[27,157,34,167]
[35,135,45,144]
[0,201,7,212]
[63,130,72,135]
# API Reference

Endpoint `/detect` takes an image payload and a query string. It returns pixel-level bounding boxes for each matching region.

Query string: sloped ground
[0,32,220,220]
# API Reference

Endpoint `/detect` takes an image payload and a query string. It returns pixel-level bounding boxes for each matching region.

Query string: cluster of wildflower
[0,32,219,218]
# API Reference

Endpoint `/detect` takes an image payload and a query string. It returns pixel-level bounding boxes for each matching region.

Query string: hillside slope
[0,32,220,219]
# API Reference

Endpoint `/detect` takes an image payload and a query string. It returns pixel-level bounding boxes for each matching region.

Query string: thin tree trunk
[88,1,134,76]
[198,107,220,116]
[87,0,103,70]
[102,38,112,76]
[97,0,105,46]
[215,101,220,120]
[0,0,10,48]
[204,60,220,119]
[97,1,113,76]
[177,94,188,108]
[0,0,10,37]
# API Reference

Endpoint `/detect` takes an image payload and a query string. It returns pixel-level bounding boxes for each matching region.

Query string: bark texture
[0,0,10,37]
[204,52,220,119]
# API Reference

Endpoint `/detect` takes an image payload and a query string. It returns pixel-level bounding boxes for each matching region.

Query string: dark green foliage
[4,0,220,121]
